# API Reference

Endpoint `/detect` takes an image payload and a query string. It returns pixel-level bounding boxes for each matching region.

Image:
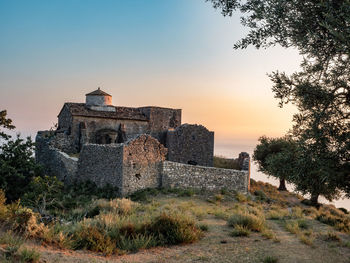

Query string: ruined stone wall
[57,105,73,132]
[166,124,214,167]
[71,116,149,146]
[139,107,181,144]
[35,131,78,184]
[122,135,167,195]
[162,161,249,193]
[77,144,124,191]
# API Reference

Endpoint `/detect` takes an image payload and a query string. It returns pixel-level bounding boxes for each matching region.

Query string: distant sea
[215,142,350,210]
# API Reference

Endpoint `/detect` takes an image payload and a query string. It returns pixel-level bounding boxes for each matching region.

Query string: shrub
[291,207,304,219]
[214,194,224,202]
[299,233,314,246]
[267,209,289,220]
[285,220,299,234]
[94,198,136,215]
[231,225,250,237]
[262,256,279,263]
[19,247,41,263]
[235,193,247,202]
[322,231,341,242]
[253,190,269,202]
[178,188,196,197]
[316,209,350,233]
[71,224,116,255]
[227,213,265,232]
[146,213,202,245]
[117,234,157,252]
[198,223,209,232]
[261,229,279,241]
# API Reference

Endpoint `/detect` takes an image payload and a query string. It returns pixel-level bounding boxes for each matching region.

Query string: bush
[198,223,209,232]
[227,213,265,232]
[322,231,341,242]
[235,192,247,202]
[316,209,350,233]
[267,209,289,220]
[147,213,202,245]
[231,225,250,237]
[117,234,157,252]
[262,256,278,263]
[19,247,40,263]
[71,224,116,255]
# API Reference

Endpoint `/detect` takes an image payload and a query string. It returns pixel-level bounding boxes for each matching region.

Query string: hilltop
[0,180,349,263]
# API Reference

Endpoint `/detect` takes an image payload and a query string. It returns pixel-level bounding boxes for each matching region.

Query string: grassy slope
[1,181,350,263]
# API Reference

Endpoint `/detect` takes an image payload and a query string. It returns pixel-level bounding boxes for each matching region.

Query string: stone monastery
[36,88,249,196]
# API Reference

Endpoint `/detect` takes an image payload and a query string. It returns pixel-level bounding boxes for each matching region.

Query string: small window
[135,173,141,180]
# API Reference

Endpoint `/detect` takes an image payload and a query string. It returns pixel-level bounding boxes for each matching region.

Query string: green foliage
[0,110,15,140]
[0,135,42,202]
[71,224,116,255]
[22,176,63,214]
[253,136,297,191]
[147,213,203,245]
[231,225,250,237]
[209,0,350,203]
[213,156,240,170]
[19,247,41,263]
[262,255,279,263]
[208,0,350,60]
[198,223,209,232]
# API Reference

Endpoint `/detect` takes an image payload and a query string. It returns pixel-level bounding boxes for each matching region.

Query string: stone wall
[35,131,78,184]
[122,135,167,195]
[72,116,149,145]
[57,105,72,132]
[140,107,181,144]
[162,161,249,193]
[166,124,214,167]
[77,143,124,191]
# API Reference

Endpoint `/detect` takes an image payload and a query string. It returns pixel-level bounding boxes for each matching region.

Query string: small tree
[0,110,42,202]
[253,136,297,191]
[22,176,63,215]
[0,110,15,140]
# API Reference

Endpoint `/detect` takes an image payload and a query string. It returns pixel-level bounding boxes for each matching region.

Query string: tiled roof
[61,103,148,121]
[85,88,112,97]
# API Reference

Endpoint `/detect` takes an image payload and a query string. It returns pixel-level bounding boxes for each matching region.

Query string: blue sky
[0,0,301,156]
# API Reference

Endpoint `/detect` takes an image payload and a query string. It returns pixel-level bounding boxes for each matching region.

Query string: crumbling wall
[166,124,214,167]
[162,161,249,193]
[35,131,78,184]
[140,107,181,144]
[77,144,123,191]
[122,135,167,195]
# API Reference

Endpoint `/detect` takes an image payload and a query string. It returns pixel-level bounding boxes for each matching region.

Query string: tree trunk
[278,178,287,191]
[310,193,319,206]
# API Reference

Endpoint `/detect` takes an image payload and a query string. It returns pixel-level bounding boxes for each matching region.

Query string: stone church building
[35,88,249,195]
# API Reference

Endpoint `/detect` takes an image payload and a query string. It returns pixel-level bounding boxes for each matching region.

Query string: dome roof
[85,87,111,97]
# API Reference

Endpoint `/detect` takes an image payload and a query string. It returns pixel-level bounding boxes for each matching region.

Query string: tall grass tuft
[227,212,265,232]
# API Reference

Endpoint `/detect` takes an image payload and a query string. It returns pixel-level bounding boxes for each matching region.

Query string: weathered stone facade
[166,124,214,166]
[77,143,124,189]
[35,88,249,196]
[35,131,78,184]
[122,135,167,195]
[162,161,249,194]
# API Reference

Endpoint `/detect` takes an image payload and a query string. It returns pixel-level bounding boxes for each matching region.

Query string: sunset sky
[0,0,302,157]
